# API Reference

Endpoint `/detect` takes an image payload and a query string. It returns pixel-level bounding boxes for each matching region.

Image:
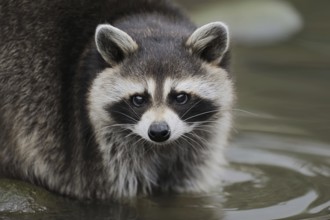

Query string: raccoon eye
[131,95,147,107]
[175,93,189,105]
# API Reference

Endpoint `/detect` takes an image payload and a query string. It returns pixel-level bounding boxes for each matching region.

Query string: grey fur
[0,0,234,200]
[95,24,138,66]
[186,22,230,64]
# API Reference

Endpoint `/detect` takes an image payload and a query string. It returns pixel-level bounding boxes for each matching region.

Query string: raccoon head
[88,22,233,149]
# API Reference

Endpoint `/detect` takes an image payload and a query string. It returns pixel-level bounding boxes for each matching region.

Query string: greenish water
[1,0,330,219]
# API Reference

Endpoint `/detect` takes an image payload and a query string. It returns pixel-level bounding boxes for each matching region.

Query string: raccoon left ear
[186,22,229,65]
[95,24,138,66]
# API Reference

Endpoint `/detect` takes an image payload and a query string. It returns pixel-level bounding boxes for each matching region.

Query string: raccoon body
[0,0,234,199]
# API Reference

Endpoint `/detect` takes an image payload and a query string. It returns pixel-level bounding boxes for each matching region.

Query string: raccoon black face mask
[0,0,234,200]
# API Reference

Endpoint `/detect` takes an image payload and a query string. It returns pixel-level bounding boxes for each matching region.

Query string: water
[218,0,330,218]
[1,0,330,219]
[220,1,330,218]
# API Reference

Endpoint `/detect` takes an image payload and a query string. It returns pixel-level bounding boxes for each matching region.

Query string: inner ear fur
[186,22,230,65]
[95,24,138,66]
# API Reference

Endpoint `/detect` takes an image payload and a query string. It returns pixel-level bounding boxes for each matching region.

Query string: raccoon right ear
[186,22,229,65]
[95,24,138,66]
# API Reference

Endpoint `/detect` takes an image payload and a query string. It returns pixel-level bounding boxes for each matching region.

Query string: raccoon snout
[148,122,171,143]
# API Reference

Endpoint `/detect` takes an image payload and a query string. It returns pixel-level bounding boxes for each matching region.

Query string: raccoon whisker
[143,142,153,155]
[115,128,132,135]
[192,127,214,135]
[139,139,146,156]
[123,99,140,119]
[230,126,239,134]
[196,120,220,124]
[193,126,216,132]
[180,135,199,153]
[184,137,202,154]
[193,123,219,132]
[85,129,100,148]
[95,125,130,135]
[172,139,181,149]
[232,108,257,115]
[105,123,134,128]
[188,121,219,128]
[123,131,135,138]
[176,138,186,147]
[190,131,210,145]
[110,111,139,123]
[141,139,155,157]
[134,136,146,147]
[82,123,133,147]
[182,134,204,151]
[190,132,209,149]
[104,126,134,133]
[123,132,138,141]
[193,123,217,128]
[183,110,219,122]
[180,99,202,119]
[223,108,260,117]
[78,123,108,147]
[173,139,188,155]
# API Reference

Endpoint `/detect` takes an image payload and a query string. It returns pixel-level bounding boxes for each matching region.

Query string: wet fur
[0,0,233,199]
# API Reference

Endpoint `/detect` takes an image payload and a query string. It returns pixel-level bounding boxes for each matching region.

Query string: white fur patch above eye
[147,78,156,99]
[90,68,146,103]
[161,66,233,107]
[174,76,226,101]
[163,78,173,101]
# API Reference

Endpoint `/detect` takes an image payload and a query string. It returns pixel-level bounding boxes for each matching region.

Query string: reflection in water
[225,191,318,220]
[1,192,226,220]
[135,194,224,220]
[224,133,330,219]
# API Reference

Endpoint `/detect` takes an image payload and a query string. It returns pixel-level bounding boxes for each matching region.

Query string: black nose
[148,122,171,142]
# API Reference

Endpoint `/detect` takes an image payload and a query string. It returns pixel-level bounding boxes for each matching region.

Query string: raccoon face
[88,22,232,146]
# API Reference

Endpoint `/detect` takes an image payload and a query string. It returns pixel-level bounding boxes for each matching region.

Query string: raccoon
[0,0,234,199]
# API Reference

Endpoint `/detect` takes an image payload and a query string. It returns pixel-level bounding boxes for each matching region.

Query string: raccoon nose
[148,122,171,142]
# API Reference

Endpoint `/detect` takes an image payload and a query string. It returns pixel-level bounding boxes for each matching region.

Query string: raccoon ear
[186,22,229,65]
[95,24,138,66]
